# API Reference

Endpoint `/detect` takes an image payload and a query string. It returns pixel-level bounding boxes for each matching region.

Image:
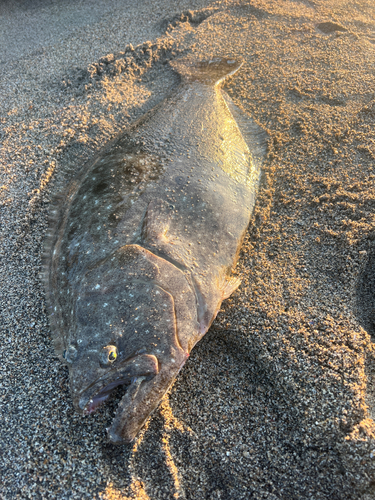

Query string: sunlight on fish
[42,56,268,444]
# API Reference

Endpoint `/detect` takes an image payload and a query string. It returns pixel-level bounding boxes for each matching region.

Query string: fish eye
[101,345,117,365]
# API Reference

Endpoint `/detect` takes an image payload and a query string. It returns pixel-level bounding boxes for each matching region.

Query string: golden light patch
[158,394,193,499]
[101,76,151,109]
[159,394,192,434]
[99,479,150,500]
[29,160,57,207]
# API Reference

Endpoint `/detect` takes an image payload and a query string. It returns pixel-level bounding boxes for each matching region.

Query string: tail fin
[170,56,243,86]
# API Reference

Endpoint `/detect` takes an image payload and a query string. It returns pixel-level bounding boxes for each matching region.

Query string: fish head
[63,245,190,443]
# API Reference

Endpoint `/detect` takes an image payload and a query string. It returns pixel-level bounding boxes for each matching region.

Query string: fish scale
[42,56,267,443]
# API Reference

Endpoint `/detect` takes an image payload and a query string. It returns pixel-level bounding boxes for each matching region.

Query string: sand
[1,0,375,498]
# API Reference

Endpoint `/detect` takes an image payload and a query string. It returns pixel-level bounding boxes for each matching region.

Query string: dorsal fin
[170,57,243,86]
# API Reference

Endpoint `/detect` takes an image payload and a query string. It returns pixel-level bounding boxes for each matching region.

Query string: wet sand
[1,0,375,498]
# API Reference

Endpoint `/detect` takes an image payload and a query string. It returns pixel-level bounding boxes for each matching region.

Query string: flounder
[43,57,267,444]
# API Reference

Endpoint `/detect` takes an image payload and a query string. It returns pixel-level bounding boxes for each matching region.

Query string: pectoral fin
[222,276,241,299]
[141,198,172,244]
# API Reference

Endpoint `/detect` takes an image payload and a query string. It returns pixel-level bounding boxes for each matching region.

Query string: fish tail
[170,56,243,86]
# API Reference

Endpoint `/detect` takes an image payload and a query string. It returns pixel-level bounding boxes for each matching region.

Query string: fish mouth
[75,349,188,444]
[77,354,159,415]
[107,349,189,444]
[82,377,132,414]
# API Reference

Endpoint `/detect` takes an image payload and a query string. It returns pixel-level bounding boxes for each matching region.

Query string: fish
[42,56,267,444]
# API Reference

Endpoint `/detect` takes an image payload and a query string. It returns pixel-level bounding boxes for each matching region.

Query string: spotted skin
[43,57,265,443]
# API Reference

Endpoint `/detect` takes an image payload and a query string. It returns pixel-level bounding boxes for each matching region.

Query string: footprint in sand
[316,21,348,34]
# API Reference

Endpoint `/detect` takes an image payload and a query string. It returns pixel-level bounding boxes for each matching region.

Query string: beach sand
[1,0,375,498]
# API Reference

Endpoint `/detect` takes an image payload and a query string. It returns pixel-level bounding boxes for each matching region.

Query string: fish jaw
[75,354,159,415]
[107,347,188,444]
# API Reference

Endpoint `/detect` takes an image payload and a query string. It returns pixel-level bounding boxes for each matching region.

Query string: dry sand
[1,0,375,498]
